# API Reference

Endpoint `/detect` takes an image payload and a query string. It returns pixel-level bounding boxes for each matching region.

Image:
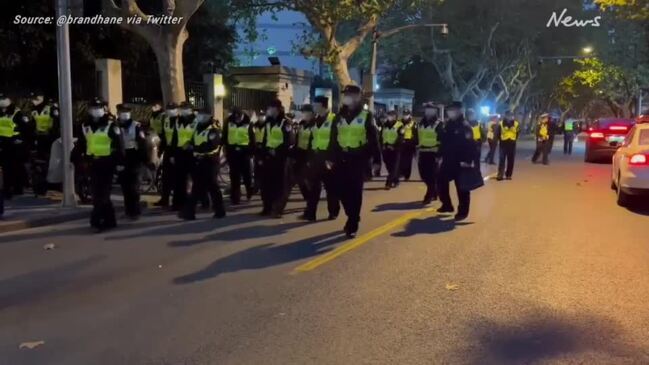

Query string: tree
[594,0,649,20]
[102,0,205,104]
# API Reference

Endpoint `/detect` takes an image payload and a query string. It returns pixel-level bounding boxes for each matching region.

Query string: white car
[612,118,649,206]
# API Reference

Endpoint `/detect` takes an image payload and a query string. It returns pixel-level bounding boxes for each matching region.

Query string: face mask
[32,96,44,106]
[266,108,278,118]
[180,108,193,117]
[404,114,412,120]
[387,116,396,122]
[119,112,131,121]
[467,115,476,122]
[424,109,437,118]
[152,105,161,113]
[313,104,325,116]
[342,96,355,106]
[90,108,105,119]
[167,109,178,118]
[302,112,314,122]
[447,110,460,120]
[0,99,10,108]
[197,114,211,124]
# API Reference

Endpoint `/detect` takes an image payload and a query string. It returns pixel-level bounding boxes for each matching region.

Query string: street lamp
[582,46,594,55]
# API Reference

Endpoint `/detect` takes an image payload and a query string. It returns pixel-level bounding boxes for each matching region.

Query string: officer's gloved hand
[325,160,334,170]
[460,161,473,168]
[116,165,125,172]
[14,139,22,145]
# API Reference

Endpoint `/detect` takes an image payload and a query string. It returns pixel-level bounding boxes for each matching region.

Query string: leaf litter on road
[445,283,460,291]
[19,341,45,350]
[43,243,56,250]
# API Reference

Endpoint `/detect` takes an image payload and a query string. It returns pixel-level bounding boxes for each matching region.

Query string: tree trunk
[151,29,188,104]
[332,56,354,90]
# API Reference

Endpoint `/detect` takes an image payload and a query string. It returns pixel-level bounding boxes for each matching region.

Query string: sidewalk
[0,192,159,234]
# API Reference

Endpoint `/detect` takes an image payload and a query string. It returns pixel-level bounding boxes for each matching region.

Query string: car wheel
[616,174,630,207]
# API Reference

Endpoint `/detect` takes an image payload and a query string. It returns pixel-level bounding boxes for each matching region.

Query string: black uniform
[293,119,315,202]
[399,117,416,180]
[168,113,197,210]
[0,104,34,197]
[223,112,254,205]
[497,119,519,180]
[329,105,381,236]
[180,120,225,219]
[157,113,178,207]
[118,118,147,218]
[72,115,125,231]
[415,117,442,203]
[251,120,265,194]
[31,101,60,195]
[304,113,340,221]
[532,119,552,165]
[467,119,485,167]
[438,116,475,217]
[259,112,294,217]
[484,120,499,165]
[380,119,405,189]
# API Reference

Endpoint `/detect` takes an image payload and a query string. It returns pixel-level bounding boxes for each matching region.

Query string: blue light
[480,106,490,116]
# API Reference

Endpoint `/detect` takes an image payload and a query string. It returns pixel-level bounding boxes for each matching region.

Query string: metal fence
[225,87,277,113]
[186,81,207,109]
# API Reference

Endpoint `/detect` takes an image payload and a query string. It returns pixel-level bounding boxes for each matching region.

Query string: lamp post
[366,23,448,112]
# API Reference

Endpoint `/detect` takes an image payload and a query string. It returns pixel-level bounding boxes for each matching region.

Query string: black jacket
[439,116,474,170]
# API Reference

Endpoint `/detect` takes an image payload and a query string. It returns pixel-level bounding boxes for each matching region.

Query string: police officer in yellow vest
[466,109,485,167]
[179,108,225,220]
[303,95,340,221]
[71,99,125,232]
[149,101,164,136]
[329,85,381,238]
[381,110,405,190]
[399,110,416,181]
[116,104,147,219]
[532,113,552,165]
[251,110,266,195]
[224,107,254,205]
[0,94,34,198]
[416,102,443,205]
[154,102,179,208]
[292,104,315,210]
[29,91,60,195]
[484,114,499,165]
[259,99,295,218]
[496,110,520,181]
[563,117,575,155]
[170,101,198,210]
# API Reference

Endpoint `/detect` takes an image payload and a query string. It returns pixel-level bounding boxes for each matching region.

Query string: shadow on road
[373,201,423,212]
[172,231,345,284]
[168,221,308,247]
[392,215,471,237]
[467,307,646,364]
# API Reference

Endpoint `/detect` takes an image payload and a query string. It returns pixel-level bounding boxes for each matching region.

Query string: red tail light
[629,154,648,165]
[609,125,628,131]
[589,132,604,139]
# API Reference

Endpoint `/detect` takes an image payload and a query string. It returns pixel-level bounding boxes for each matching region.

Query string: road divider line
[293,209,434,273]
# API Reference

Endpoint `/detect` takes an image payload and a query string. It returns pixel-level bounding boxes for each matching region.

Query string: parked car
[611,116,649,206]
[585,118,635,163]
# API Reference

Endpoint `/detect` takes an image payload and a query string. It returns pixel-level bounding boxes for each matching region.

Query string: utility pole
[56,0,77,208]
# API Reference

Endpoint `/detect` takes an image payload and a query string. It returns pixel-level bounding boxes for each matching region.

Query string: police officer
[171,101,198,210]
[563,116,575,155]
[399,109,416,180]
[303,96,340,221]
[179,109,225,220]
[154,102,179,207]
[259,99,294,218]
[373,112,388,177]
[29,91,59,195]
[496,110,520,181]
[0,94,33,198]
[437,101,474,221]
[72,99,125,231]
[381,110,404,190]
[466,108,484,167]
[116,104,147,219]
[149,101,164,136]
[484,115,499,165]
[532,113,552,165]
[329,85,381,238]
[416,102,442,205]
[294,104,315,205]
[251,110,266,195]
[224,107,254,205]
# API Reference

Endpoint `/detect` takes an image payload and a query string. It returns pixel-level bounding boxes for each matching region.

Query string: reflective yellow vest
[500,120,519,141]
[227,123,250,146]
[0,110,19,138]
[193,126,211,146]
[337,111,368,149]
[403,120,414,140]
[472,124,482,141]
[487,121,497,140]
[151,114,163,135]
[266,122,284,149]
[539,123,549,140]
[312,113,335,151]
[33,105,54,134]
[297,125,312,150]
[253,125,265,145]
[382,122,402,145]
[163,117,175,144]
[418,124,439,151]
[564,119,574,132]
[83,123,113,157]
[177,121,197,147]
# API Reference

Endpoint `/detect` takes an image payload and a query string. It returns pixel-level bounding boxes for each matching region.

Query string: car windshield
[639,129,649,145]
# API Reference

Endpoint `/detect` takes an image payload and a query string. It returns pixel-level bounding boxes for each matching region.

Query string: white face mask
[89,108,105,119]
[197,114,211,124]
[167,109,178,118]
[302,112,314,122]
[119,112,131,121]
[266,108,278,118]
[424,108,437,118]
[387,116,396,122]
[342,96,355,106]
[313,104,326,116]
[0,99,10,108]
[180,108,193,117]
[152,105,161,113]
[32,96,44,106]
[447,110,460,120]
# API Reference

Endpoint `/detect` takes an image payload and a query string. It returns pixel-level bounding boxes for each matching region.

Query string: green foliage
[594,0,649,20]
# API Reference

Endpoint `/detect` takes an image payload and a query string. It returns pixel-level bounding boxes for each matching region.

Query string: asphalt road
[2,140,649,365]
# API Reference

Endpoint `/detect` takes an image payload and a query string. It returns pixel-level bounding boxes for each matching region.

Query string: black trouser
[0,166,4,217]
[227,147,252,204]
[1,144,27,198]
[159,152,174,205]
[182,156,225,218]
[532,140,550,164]
[438,165,470,216]
[259,152,290,215]
[400,141,416,180]
[474,141,482,167]
[89,158,116,229]
[304,154,340,220]
[382,146,401,187]
[293,151,310,201]
[335,153,367,231]
[564,132,574,154]
[498,140,517,178]
[172,150,193,210]
[119,152,141,218]
[34,135,54,195]
[418,151,438,200]
[485,139,497,164]
[252,149,263,193]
